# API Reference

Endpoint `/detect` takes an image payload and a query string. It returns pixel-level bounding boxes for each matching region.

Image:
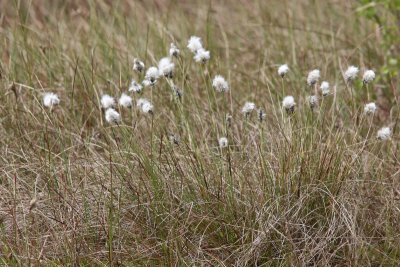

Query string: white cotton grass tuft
[344,66,359,82]
[101,94,115,109]
[241,102,256,115]
[193,48,210,63]
[278,64,289,77]
[144,66,160,86]
[105,108,121,124]
[137,98,153,114]
[218,137,228,148]
[119,93,132,108]
[377,127,391,140]
[320,81,330,96]
[43,92,60,108]
[187,36,203,53]
[308,95,318,109]
[158,57,175,78]
[133,58,145,73]
[212,75,229,92]
[169,43,180,57]
[282,96,296,113]
[364,102,377,115]
[363,70,376,84]
[129,79,143,93]
[307,69,320,86]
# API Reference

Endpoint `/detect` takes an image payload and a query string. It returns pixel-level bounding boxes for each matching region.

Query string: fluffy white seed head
[364,102,377,115]
[105,108,121,124]
[129,79,143,93]
[137,98,153,114]
[43,92,60,108]
[363,70,376,84]
[187,36,203,53]
[193,48,210,63]
[241,102,256,114]
[282,96,296,112]
[101,94,115,109]
[377,127,391,140]
[307,69,320,86]
[133,58,145,72]
[119,93,132,108]
[278,64,289,77]
[144,66,160,85]
[158,57,175,78]
[212,75,229,92]
[308,95,318,109]
[320,81,330,96]
[169,43,180,57]
[218,137,228,148]
[344,66,359,82]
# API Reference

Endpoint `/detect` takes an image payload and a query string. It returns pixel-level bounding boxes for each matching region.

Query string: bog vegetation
[0,0,399,266]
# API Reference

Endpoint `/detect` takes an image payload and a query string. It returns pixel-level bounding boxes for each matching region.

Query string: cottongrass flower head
[320,81,330,96]
[137,98,153,114]
[144,66,160,86]
[105,108,121,124]
[133,58,145,72]
[43,92,60,108]
[169,43,180,57]
[241,102,256,115]
[344,66,359,82]
[377,127,391,140]
[278,64,289,77]
[101,94,115,109]
[187,36,203,53]
[218,137,228,148]
[308,95,318,109]
[364,102,377,115]
[363,70,376,84]
[193,48,210,63]
[212,75,229,92]
[129,79,143,93]
[119,93,132,108]
[282,95,296,113]
[158,57,175,78]
[307,69,320,86]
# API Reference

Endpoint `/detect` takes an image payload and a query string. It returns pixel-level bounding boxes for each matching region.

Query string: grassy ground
[0,0,399,266]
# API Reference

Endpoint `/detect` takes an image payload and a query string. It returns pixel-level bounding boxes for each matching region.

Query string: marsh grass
[0,0,399,266]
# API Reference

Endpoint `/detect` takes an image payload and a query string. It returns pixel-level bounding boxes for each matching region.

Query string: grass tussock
[0,0,399,266]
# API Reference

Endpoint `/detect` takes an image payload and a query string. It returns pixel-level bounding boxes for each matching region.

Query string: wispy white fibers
[307,69,320,86]
[282,96,296,113]
[129,79,143,93]
[218,137,228,148]
[187,36,203,53]
[137,98,153,114]
[101,94,115,109]
[308,95,318,109]
[344,66,359,82]
[377,127,391,140]
[144,67,160,86]
[169,43,180,57]
[320,81,330,96]
[133,58,145,72]
[241,102,256,115]
[363,70,376,84]
[212,75,229,92]
[158,57,175,78]
[193,48,210,63]
[119,93,132,108]
[43,92,60,108]
[105,108,121,124]
[278,64,289,77]
[364,102,377,115]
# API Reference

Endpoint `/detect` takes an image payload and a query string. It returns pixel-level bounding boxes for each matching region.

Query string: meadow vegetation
[0,0,399,265]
